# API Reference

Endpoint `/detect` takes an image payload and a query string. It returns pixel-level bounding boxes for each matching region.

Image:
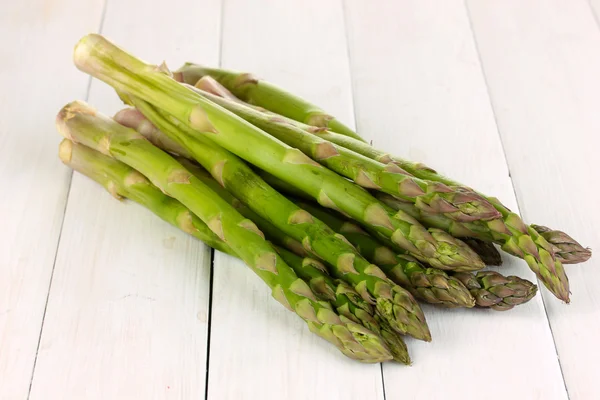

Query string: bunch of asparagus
[57,34,591,364]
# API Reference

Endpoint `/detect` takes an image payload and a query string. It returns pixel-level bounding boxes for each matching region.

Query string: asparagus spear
[373,190,570,301]
[374,192,585,267]
[73,34,484,275]
[291,199,475,308]
[254,169,502,268]
[114,99,431,341]
[172,158,410,362]
[174,63,367,143]
[115,108,310,258]
[275,248,410,364]
[58,139,236,257]
[452,271,538,311]
[179,55,580,303]
[186,83,501,223]
[56,101,393,363]
[60,139,407,362]
[532,225,592,264]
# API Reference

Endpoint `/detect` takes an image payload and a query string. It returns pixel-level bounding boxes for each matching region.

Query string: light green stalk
[186,85,501,223]
[58,139,235,257]
[174,63,367,142]
[57,101,393,363]
[61,139,406,362]
[114,99,431,341]
[172,158,410,362]
[374,192,569,302]
[291,200,475,308]
[73,34,484,276]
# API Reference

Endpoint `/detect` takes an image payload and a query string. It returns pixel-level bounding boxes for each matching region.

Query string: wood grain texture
[0,1,105,398]
[27,0,221,398]
[344,1,568,399]
[207,0,385,399]
[467,1,600,398]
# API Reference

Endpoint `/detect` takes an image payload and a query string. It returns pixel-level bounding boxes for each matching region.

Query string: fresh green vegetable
[374,191,569,302]
[291,199,476,308]
[452,271,537,311]
[174,64,367,142]
[56,101,393,362]
[532,225,591,265]
[186,84,501,223]
[113,98,431,341]
[73,34,484,275]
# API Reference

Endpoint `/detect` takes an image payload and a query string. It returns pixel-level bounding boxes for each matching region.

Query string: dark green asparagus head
[386,255,475,308]
[414,183,502,223]
[453,271,537,311]
[532,225,591,265]
[374,285,432,342]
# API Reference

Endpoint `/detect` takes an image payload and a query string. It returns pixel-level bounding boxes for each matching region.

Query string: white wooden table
[1,1,599,399]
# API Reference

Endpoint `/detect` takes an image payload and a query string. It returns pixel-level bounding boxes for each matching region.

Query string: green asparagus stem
[174,159,410,362]
[532,225,592,265]
[175,59,583,297]
[174,63,367,142]
[57,101,393,363]
[62,139,407,362]
[115,107,310,258]
[59,139,236,257]
[61,138,410,362]
[292,200,475,308]
[73,34,484,275]
[114,99,431,341]
[275,248,410,364]
[452,271,538,311]
[187,83,501,223]
[373,189,570,302]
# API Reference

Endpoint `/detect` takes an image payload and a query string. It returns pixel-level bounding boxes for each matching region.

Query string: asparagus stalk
[61,139,407,362]
[532,225,592,264]
[114,99,431,341]
[254,170,503,268]
[172,158,409,362]
[292,200,475,308]
[115,108,311,258]
[275,248,410,364]
[452,271,538,311]
[58,139,236,257]
[186,83,501,223]
[178,57,581,296]
[73,34,484,275]
[174,63,367,142]
[373,191,570,301]
[57,101,393,363]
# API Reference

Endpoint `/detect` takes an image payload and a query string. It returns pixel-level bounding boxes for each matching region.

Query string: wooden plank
[208,0,385,398]
[591,0,600,24]
[220,0,355,124]
[27,0,221,398]
[467,1,600,398]
[344,1,569,399]
[0,1,105,398]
